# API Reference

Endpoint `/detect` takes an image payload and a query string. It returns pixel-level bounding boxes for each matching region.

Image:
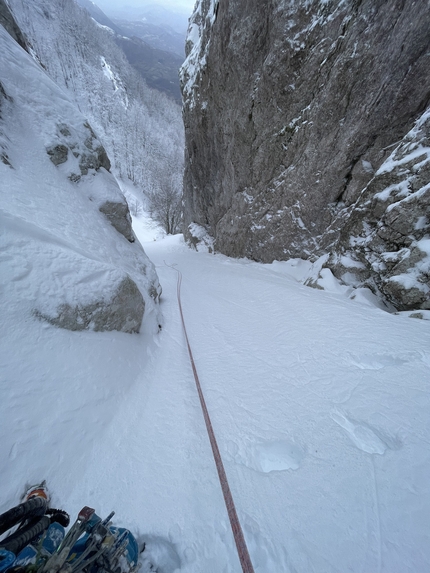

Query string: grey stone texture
[47,121,111,178]
[47,143,69,165]
[0,80,12,166]
[99,200,136,243]
[37,275,145,334]
[0,0,27,50]
[46,122,136,243]
[326,110,430,310]
[80,122,111,175]
[181,0,430,309]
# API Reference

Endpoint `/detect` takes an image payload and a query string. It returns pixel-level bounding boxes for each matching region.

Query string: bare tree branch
[147,173,182,234]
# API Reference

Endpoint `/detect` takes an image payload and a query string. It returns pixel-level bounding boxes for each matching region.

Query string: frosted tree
[147,169,183,234]
[10,0,184,204]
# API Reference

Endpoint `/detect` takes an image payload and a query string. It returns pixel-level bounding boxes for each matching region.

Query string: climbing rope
[174,267,255,573]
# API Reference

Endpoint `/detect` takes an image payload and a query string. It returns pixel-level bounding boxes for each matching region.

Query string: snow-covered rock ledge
[326,108,430,311]
[0,21,161,334]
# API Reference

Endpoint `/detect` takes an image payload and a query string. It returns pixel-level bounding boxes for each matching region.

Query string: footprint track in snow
[137,534,181,573]
[347,351,421,370]
[331,410,402,455]
[228,439,306,473]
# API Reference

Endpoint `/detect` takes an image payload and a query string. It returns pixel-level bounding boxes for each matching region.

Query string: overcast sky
[94,0,196,16]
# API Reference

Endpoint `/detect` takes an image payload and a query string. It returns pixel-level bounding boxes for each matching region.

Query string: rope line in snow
[173,267,255,573]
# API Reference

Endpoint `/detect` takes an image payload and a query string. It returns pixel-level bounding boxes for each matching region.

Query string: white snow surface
[1,189,430,572]
[1,24,429,570]
[9,0,184,197]
[0,25,160,329]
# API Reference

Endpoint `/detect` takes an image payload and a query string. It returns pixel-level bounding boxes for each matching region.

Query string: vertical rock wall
[326,108,430,310]
[181,0,430,264]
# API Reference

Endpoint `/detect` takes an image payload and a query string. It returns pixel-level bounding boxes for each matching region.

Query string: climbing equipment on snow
[174,266,255,573]
[23,482,49,502]
[0,490,139,573]
[0,495,69,556]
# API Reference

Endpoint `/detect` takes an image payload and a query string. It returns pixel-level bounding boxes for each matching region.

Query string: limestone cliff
[181,0,430,309]
[326,108,430,310]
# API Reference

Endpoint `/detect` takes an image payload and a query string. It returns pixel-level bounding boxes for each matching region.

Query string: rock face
[36,276,145,333]
[44,119,135,243]
[0,0,27,50]
[99,201,135,243]
[0,80,12,166]
[181,0,430,308]
[46,121,111,177]
[326,109,430,310]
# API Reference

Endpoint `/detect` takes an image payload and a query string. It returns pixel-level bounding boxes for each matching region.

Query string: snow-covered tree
[9,0,184,202]
[147,172,182,234]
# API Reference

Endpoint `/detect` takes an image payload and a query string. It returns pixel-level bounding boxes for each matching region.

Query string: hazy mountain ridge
[74,0,184,102]
[114,35,183,103]
[113,18,185,57]
[101,2,190,35]
[73,0,123,34]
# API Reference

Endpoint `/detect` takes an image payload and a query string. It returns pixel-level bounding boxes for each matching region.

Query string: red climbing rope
[175,269,255,573]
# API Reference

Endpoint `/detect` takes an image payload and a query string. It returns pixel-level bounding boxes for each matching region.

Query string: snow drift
[0,23,161,334]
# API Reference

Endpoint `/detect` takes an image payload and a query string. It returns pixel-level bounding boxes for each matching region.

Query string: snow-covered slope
[2,206,429,571]
[9,0,184,196]
[1,3,429,572]
[0,23,161,335]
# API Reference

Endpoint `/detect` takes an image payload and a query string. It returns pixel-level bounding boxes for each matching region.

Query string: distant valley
[75,0,185,103]
[112,18,185,57]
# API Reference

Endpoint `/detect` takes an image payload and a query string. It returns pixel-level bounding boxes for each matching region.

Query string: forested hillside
[10,0,184,199]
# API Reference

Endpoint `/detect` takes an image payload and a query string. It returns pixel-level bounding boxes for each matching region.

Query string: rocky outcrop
[0,3,15,168]
[181,0,430,309]
[99,200,135,243]
[325,109,430,310]
[45,120,136,243]
[0,80,12,166]
[46,121,111,179]
[36,275,145,333]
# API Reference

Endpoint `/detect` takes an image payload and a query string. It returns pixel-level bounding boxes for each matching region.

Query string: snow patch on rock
[180,0,219,110]
[328,107,430,311]
[187,222,214,252]
[0,24,160,334]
